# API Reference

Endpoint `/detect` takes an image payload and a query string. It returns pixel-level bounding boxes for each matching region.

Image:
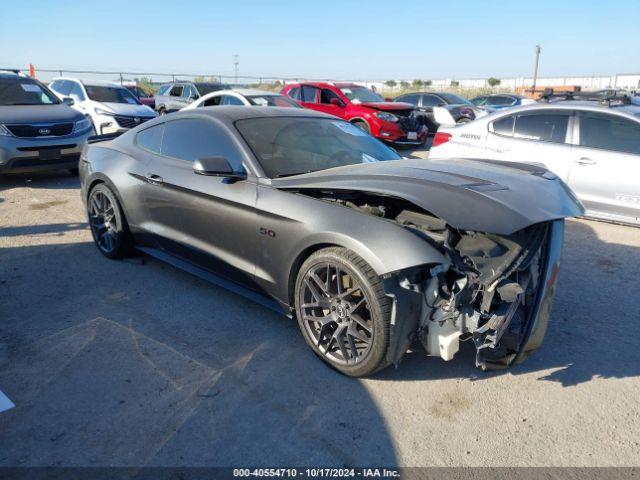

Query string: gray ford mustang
[79,107,583,377]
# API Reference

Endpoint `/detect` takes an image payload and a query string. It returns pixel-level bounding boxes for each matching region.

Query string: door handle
[575,157,597,166]
[496,147,510,153]
[145,173,163,185]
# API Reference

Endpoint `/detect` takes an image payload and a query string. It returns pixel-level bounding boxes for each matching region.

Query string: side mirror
[330,98,345,108]
[193,156,247,180]
[62,97,75,106]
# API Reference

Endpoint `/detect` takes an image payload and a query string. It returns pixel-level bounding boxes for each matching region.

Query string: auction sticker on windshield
[20,84,42,93]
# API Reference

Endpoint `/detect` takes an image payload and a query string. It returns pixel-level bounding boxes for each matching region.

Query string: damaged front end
[384,217,565,370]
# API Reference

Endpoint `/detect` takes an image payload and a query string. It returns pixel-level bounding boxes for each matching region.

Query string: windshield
[247,95,300,108]
[85,85,141,104]
[339,86,384,104]
[236,117,401,178]
[440,93,473,105]
[0,79,60,106]
[195,83,229,96]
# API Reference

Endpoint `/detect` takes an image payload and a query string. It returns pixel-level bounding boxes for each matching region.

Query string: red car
[281,82,428,146]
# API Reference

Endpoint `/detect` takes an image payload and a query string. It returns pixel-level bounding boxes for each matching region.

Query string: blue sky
[2,0,639,80]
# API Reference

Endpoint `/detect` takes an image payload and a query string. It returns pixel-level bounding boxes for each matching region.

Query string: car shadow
[0,170,79,193]
[0,240,398,467]
[373,219,640,387]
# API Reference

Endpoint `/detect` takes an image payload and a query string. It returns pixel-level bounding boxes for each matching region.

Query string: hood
[0,104,83,124]
[359,102,414,112]
[98,102,156,117]
[271,159,583,235]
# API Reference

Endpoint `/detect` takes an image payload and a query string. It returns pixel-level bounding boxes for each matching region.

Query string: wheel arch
[287,242,342,308]
[85,174,131,222]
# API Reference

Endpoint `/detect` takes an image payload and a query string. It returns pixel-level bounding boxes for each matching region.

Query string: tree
[487,77,501,87]
[424,79,432,87]
[412,79,423,88]
[450,80,460,87]
[400,80,410,89]
[134,77,155,94]
[385,80,397,88]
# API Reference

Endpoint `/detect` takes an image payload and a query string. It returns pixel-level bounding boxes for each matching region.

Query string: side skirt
[137,247,288,316]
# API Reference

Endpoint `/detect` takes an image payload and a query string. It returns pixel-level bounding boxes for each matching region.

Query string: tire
[157,107,166,116]
[87,183,134,259]
[294,247,392,377]
[352,120,370,134]
[457,117,472,124]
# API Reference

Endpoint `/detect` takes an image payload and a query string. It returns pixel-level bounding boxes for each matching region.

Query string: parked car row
[429,94,640,226]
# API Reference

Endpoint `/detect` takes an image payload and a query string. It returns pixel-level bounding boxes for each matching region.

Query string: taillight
[432,132,452,147]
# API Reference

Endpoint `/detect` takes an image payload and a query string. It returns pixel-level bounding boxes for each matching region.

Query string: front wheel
[294,247,392,377]
[87,184,134,259]
[351,120,370,134]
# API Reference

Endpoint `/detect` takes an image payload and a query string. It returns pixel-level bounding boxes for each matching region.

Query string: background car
[471,93,536,110]
[49,78,156,135]
[80,107,581,376]
[124,84,155,110]
[154,81,231,114]
[282,82,428,146]
[393,91,488,133]
[429,98,640,226]
[0,69,92,174]
[182,88,300,109]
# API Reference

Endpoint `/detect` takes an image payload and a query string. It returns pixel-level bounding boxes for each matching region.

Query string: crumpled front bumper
[381,219,565,370]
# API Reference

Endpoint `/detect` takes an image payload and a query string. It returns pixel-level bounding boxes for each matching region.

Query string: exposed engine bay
[299,189,549,370]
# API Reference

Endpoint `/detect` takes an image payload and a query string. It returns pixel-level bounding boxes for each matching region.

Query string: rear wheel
[87,184,134,259]
[294,247,392,377]
[456,117,472,124]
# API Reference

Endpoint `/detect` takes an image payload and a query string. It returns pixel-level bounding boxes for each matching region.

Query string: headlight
[94,107,115,116]
[73,118,92,133]
[375,111,399,123]
[0,124,12,137]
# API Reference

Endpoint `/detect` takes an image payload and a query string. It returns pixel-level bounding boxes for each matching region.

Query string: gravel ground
[0,166,639,468]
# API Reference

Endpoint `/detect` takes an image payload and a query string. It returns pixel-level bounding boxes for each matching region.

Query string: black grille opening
[6,123,74,138]
[114,116,153,129]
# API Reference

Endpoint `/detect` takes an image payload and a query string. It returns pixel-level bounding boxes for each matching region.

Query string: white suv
[429,99,640,226]
[49,78,156,135]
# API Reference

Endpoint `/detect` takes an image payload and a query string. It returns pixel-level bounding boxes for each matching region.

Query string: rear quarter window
[136,124,163,154]
[513,113,569,143]
[491,115,515,136]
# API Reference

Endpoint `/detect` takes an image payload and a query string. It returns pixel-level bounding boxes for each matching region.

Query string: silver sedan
[429,100,640,226]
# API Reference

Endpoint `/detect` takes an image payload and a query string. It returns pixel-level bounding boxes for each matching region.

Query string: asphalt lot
[1,153,639,468]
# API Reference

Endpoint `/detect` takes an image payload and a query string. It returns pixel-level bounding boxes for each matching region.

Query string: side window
[136,124,164,154]
[203,95,222,107]
[182,85,193,98]
[397,94,420,106]
[301,86,318,103]
[513,113,569,143]
[421,94,442,107]
[288,87,301,101]
[160,119,244,170]
[320,88,341,104]
[157,85,170,96]
[68,82,85,101]
[169,85,183,97]
[579,112,640,155]
[53,80,72,96]
[490,95,516,106]
[492,115,515,136]
[221,95,244,106]
[473,96,488,106]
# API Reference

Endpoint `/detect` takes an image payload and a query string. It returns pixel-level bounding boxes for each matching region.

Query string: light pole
[532,45,541,95]
[233,54,239,85]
